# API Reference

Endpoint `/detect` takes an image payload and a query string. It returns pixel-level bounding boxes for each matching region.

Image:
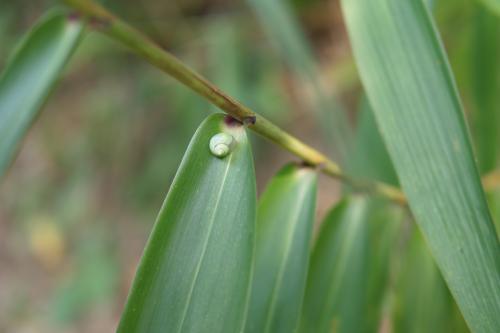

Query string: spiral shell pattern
[209,133,234,158]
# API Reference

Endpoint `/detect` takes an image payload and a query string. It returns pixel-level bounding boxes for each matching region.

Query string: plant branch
[62,0,408,204]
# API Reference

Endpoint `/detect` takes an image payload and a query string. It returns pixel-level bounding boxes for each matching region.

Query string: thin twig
[62,0,410,205]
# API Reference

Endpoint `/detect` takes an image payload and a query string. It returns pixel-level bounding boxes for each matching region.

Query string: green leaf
[245,164,317,333]
[470,6,500,173]
[477,0,500,16]
[204,18,289,123]
[349,96,399,186]
[0,10,83,178]
[392,227,468,333]
[299,197,401,333]
[118,114,257,332]
[341,1,500,331]
[205,19,245,114]
[246,0,352,161]
[363,202,402,331]
[424,0,436,10]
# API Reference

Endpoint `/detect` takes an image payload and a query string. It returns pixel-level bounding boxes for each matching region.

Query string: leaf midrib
[262,179,310,333]
[320,203,364,331]
[176,154,234,333]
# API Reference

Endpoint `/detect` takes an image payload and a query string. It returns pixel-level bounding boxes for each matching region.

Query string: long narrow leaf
[349,96,398,186]
[246,0,352,161]
[392,227,468,333]
[476,0,500,16]
[0,10,83,178]
[363,202,402,332]
[246,164,317,333]
[424,0,435,10]
[470,6,499,173]
[118,114,257,332]
[299,197,401,333]
[341,94,402,331]
[341,1,500,331]
[205,19,245,114]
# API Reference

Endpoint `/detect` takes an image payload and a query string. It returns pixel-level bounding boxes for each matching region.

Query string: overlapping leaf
[392,227,468,333]
[349,96,398,186]
[341,0,500,331]
[299,197,401,333]
[470,6,499,173]
[246,164,317,333]
[0,10,83,178]
[205,19,245,114]
[477,0,500,16]
[118,114,257,332]
[246,0,352,161]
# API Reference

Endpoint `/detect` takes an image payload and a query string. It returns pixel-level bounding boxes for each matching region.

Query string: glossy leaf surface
[477,0,500,16]
[0,10,83,177]
[299,197,401,333]
[393,227,468,333]
[349,96,398,186]
[246,164,317,333]
[341,1,500,331]
[118,114,257,333]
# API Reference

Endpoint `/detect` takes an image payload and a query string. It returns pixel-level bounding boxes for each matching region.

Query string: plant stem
[62,0,407,203]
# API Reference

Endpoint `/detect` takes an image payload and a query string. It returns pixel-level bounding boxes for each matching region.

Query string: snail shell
[209,133,234,158]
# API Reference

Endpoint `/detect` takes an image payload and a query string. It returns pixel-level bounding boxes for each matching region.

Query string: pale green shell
[209,133,234,158]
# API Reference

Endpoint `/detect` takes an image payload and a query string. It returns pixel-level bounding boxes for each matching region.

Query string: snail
[209,133,235,158]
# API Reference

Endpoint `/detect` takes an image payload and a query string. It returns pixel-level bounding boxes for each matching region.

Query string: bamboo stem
[62,0,409,204]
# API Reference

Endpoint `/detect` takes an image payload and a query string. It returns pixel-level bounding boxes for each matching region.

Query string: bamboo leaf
[245,164,317,333]
[246,0,352,161]
[299,197,401,333]
[118,114,257,333]
[476,0,500,16]
[340,95,402,332]
[341,1,500,331]
[0,10,83,178]
[392,227,468,333]
[205,18,289,122]
[205,19,245,114]
[470,6,500,173]
[424,0,435,10]
[363,202,402,332]
[349,96,399,186]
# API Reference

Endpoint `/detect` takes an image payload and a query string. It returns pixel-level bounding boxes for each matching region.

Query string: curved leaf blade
[246,0,352,161]
[118,114,257,333]
[477,0,500,16]
[393,227,468,333]
[299,197,401,333]
[0,10,83,177]
[470,6,500,173]
[341,1,500,331]
[349,96,399,186]
[246,164,317,333]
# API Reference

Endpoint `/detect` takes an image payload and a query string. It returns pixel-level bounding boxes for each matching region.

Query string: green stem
[62,0,406,205]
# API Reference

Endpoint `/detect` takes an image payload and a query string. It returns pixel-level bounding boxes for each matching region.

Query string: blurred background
[0,0,497,331]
